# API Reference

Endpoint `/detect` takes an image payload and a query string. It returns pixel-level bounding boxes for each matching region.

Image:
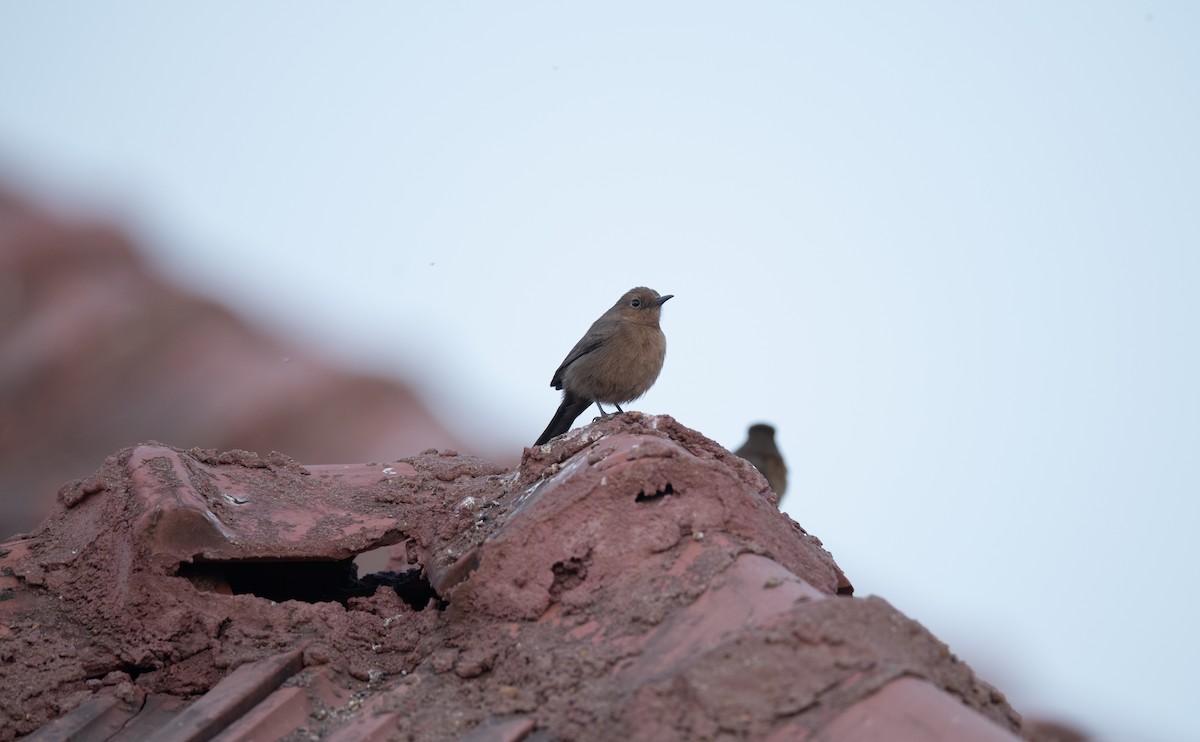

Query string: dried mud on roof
[0,414,1023,741]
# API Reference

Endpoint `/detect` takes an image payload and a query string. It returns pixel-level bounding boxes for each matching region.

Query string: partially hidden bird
[735,423,789,502]
[534,287,672,446]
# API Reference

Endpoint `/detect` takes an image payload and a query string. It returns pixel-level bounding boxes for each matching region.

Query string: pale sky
[2,4,1198,740]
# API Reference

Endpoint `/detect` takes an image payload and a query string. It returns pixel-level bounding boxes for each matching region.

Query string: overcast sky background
[2,4,1198,740]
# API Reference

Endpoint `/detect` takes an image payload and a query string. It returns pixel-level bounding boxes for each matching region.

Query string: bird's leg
[592,402,626,422]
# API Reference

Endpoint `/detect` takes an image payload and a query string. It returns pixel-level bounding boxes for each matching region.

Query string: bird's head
[613,286,673,325]
[748,423,776,439]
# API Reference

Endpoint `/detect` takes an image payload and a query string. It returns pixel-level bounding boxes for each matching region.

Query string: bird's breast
[563,324,666,404]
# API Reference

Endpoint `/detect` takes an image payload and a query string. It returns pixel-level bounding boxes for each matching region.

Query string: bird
[735,423,788,502]
[534,287,673,446]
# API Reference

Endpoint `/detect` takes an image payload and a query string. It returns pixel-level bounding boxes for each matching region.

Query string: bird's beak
[654,294,674,307]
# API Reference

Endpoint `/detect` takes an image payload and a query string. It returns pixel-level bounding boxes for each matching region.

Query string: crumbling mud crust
[0,415,1023,740]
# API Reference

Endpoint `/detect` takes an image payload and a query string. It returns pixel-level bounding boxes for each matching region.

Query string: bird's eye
[630,298,641,308]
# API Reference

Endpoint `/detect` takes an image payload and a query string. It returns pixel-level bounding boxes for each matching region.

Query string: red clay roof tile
[1,415,1023,740]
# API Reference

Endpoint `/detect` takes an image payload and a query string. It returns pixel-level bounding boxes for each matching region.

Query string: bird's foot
[592,403,626,423]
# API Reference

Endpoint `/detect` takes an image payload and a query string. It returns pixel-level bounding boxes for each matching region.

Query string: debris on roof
[0,414,1024,740]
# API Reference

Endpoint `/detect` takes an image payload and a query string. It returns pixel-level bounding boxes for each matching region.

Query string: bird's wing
[550,335,606,389]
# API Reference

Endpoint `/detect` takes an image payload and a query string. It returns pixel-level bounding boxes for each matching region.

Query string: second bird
[735,423,789,503]
[534,287,673,446]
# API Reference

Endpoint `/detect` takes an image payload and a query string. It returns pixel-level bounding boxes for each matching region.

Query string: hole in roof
[85,662,153,684]
[549,551,592,600]
[177,558,444,610]
[635,482,674,503]
[355,544,402,574]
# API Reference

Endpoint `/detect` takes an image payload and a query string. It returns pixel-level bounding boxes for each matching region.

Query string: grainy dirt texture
[0,414,1023,741]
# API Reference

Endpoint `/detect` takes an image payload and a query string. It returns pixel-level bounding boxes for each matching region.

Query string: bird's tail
[535,391,593,446]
